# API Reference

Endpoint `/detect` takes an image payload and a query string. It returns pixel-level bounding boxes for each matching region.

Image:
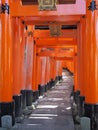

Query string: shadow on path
[16,70,75,130]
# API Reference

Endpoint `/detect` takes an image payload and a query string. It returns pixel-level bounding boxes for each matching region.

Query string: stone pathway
[16,70,75,130]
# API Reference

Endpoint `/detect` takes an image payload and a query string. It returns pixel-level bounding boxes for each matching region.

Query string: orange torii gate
[32,28,78,93]
[3,0,98,129]
[34,39,77,94]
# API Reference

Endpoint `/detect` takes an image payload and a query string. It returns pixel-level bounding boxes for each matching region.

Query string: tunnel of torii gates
[0,0,98,129]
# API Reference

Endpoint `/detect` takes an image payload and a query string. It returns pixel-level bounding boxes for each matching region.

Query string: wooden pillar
[57,60,62,80]
[45,57,48,85]
[51,57,56,81]
[74,46,78,92]
[13,17,21,96]
[20,24,27,91]
[77,17,86,97]
[50,57,55,87]
[0,0,15,126]
[19,23,28,110]
[32,42,37,90]
[56,60,59,80]
[32,42,39,99]
[39,57,46,95]
[36,55,43,97]
[36,56,41,89]
[22,25,34,107]
[46,57,51,89]
[50,57,53,80]
[48,57,51,82]
[77,22,81,94]
[12,17,25,117]
[80,0,98,129]
[45,57,50,91]
[59,61,63,79]
[25,25,34,90]
[84,0,98,104]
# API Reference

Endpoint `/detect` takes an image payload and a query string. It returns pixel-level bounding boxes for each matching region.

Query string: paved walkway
[16,71,75,130]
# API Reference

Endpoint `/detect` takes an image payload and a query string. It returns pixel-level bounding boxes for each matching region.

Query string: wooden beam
[36,38,77,47]
[34,30,77,38]
[54,57,73,61]
[37,49,75,57]
[21,15,81,25]
[37,51,55,57]
[10,0,86,17]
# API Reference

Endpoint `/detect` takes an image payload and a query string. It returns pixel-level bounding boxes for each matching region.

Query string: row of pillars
[0,0,63,128]
[1,0,98,129]
[73,0,98,129]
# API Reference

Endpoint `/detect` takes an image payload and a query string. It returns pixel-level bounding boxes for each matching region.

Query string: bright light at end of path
[37,105,58,109]
[31,114,58,117]
[66,107,71,110]
[27,124,42,126]
[29,117,53,119]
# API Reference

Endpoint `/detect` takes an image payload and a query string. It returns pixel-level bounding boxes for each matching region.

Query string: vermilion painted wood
[13,18,22,95]
[0,0,13,102]
[10,0,86,17]
[74,46,78,91]
[36,38,77,48]
[58,61,63,77]
[36,56,41,89]
[20,23,27,90]
[25,25,34,90]
[78,17,86,96]
[22,15,81,25]
[40,57,47,85]
[34,30,77,39]
[83,0,98,104]
[32,43,37,91]
[45,57,50,84]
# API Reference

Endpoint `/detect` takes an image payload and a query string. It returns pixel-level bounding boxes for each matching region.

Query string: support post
[32,42,39,100]
[25,25,34,107]
[80,0,98,129]
[0,0,15,127]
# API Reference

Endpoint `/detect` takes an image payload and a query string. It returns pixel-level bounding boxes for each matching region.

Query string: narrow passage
[16,70,75,130]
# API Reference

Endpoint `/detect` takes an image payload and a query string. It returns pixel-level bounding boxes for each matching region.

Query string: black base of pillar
[84,103,98,130]
[20,90,26,109]
[33,91,39,102]
[50,79,55,87]
[55,76,59,85]
[43,85,45,93]
[47,82,51,90]
[45,84,48,92]
[57,76,59,81]
[78,96,85,116]
[48,80,55,89]
[0,101,15,127]
[58,76,62,81]
[72,90,81,124]
[55,76,59,84]
[13,95,22,117]
[50,80,52,88]
[38,85,45,96]
[60,76,62,80]
[73,90,80,104]
[58,76,61,81]
[51,79,53,87]
[25,90,33,106]
[55,76,58,82]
